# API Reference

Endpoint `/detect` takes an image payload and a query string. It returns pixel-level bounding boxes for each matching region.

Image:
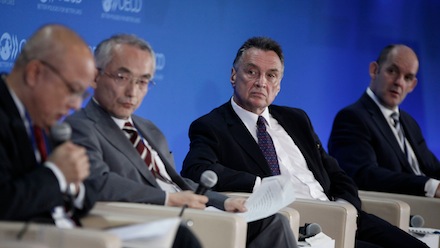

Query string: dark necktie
[123,122,160,176]
[257,116,281,175]
[33,125,47,162]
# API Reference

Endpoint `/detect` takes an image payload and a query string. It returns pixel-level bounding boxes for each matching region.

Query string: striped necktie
[390,112,421,175]
[123,122,159,176]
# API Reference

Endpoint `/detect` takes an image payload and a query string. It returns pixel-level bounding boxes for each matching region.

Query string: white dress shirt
[231,97,329,201]
[366,88,439,197]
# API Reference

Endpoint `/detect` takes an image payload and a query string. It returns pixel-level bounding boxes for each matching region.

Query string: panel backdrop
[1,0,439,173]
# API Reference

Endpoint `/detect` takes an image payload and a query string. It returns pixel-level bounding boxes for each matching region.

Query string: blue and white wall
[1,0,439,172]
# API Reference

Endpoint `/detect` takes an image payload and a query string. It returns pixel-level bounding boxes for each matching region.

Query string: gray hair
[94,34,155,70]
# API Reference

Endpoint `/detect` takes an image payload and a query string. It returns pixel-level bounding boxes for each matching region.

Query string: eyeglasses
[99,69,156,90]
[39,60,90,100]
[236,66,281,86]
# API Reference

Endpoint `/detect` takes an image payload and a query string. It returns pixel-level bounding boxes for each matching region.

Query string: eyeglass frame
[38,59,91,101]
[98,68,156,90]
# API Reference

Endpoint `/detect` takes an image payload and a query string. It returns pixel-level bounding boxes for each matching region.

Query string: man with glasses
[66,34,298,248]
[181,37,428,247]
[0,24,95,226]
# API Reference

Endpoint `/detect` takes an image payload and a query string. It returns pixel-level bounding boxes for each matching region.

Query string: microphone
[179,170,218,218]
[50,122,77,225]
[299,223,322,241]
[410,215,425,228]
[50,122,72,146]
[195,170,218,195]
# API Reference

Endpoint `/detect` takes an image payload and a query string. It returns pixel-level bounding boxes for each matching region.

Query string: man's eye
[138,80,149,86]
[247,70,257,75]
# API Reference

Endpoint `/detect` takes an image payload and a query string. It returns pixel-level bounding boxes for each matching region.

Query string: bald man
[329,44,440,198]
[0,24,96,225]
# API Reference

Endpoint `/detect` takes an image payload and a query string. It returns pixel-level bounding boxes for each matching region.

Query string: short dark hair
[233,37,284,67]
[375,44,397,66]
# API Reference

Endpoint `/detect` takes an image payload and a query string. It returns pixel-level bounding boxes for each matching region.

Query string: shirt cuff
[164,192,169,206]
[74,183,85,209]
[44,161,67,192]
[252,176,262,193]
[424,178,440,197]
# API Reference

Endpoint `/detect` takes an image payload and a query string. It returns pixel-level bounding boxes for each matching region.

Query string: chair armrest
[359,190,440,229]
[82,202,247,248]
[0,221,120,248]
[278,207,300,238]
[291,199,357,248]
[224,192,356,248]
[360,196,410,231]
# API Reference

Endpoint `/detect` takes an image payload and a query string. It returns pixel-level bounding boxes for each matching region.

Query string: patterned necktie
[390,113,405,146]
[33,125,47,162]
[123,122,159,176]
[390,112,421,175]
[257,116,281,175]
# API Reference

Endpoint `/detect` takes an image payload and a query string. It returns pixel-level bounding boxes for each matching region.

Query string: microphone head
[410,215,425,228]
[50,122,72,144]
[200,170,218,188]
[306,223,322,236]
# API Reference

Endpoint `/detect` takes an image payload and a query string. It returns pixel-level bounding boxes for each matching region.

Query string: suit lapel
[360,94,412,171]
[222,103,272,175]
[269,107,317,172]
[84,101,159,186]
[132,116,190,189]
[0,78,38,170]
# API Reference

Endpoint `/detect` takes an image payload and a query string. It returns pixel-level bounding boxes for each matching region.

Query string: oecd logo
[102,0,142,13]
[155,53,166,71]
[0,32,25,61]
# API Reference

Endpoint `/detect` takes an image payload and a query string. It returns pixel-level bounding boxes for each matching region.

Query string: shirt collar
[230,97,271,127]
[366,87,399,118]
[92,97,134,129]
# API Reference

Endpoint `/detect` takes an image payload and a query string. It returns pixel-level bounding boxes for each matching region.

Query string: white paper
[237,175,296,222]
[298,232,335,248]
[409,227,440,235]
[106,217,181,248]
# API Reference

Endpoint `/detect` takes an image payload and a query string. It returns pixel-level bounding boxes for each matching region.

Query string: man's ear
[230,67,236,87]
[91,72,100,89]
[407,78,418,93]
[24,60,43,87]
[369,62,379,80]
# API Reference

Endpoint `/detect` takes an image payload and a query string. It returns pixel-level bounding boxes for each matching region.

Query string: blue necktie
[257,116,281,175]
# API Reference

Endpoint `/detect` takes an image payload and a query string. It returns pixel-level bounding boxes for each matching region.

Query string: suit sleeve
[66,115,168,205]
[296,110,362,210]
[0,117,65,221]
[181,118,258,192]
[328,108,430,196]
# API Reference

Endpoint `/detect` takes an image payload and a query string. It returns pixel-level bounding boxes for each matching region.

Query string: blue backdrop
[1,0,439,173]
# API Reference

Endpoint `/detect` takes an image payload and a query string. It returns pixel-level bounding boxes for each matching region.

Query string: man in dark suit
[66,34,298,248]
[328,44,440,198]
[0,24,95,225]
[181,37,428,247]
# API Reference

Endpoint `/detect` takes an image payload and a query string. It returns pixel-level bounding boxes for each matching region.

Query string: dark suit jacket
[0,74,95,222]
[328,92,440,196]
[65,100,227,208]
[181,101,361,210]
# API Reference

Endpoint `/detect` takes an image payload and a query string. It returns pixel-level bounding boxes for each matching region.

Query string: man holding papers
[181,36,428,248]
[66,34,297,247]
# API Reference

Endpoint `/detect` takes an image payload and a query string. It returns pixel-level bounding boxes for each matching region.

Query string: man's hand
[47,141,90,184]
[168,191,208,209]
[435,184,440,198]
[224,197,247,213]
